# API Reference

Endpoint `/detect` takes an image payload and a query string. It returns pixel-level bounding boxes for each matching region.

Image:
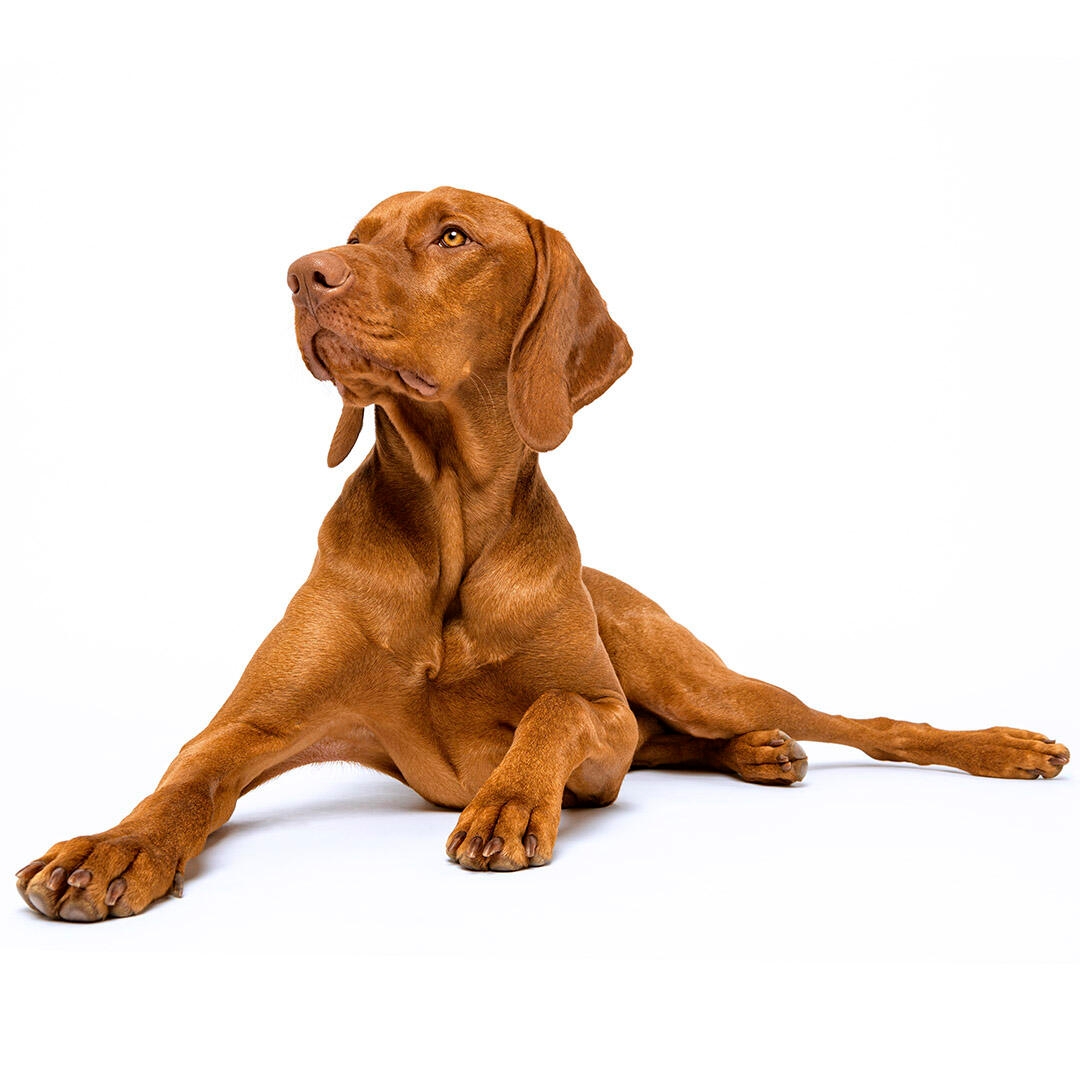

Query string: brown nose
[287,251,352,310]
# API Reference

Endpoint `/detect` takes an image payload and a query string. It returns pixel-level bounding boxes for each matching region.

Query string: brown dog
[16,187,1070,920]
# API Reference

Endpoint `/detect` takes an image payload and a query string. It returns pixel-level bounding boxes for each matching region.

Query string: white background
[2,1,1077,1074]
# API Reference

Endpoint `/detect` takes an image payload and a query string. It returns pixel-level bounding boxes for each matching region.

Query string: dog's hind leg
[630,705,809,785]
[584,567,1069,781]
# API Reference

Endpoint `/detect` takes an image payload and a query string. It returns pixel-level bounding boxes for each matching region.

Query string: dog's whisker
[467,371,497,414]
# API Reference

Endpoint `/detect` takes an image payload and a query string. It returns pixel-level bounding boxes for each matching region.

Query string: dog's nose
[287,251,352,309]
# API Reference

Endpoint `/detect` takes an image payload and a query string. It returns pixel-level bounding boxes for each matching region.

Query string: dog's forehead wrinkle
[365,189,424,217]
[406,199,487,243]
[354,190,428,241]
[356,187,531,248]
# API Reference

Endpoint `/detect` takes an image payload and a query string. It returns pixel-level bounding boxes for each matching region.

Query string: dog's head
[288,187,631,465]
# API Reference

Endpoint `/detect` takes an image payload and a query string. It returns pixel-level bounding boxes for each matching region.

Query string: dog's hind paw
[949,727,1069,779]
[714,729,809,785]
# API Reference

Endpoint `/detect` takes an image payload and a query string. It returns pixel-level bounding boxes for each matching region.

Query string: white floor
[5,736,1076,1076]
[8,743,1075,962]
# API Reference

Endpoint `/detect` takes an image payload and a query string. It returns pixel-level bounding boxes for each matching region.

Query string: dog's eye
[346,237,360,245]
[437,227,469,249]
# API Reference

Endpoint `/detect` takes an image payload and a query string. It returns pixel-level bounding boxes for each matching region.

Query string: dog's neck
[369,380,552,605]
[373,377,523,485]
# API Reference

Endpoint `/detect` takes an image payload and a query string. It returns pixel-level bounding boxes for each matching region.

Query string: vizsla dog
[17,187,1070,920]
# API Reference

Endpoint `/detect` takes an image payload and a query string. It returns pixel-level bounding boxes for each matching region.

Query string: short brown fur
[17,188,1069,919]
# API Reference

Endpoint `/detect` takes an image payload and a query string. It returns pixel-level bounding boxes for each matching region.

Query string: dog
[16,187,1070,920]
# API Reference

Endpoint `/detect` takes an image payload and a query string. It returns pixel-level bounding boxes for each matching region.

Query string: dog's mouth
[304,331,440,399]
[301,341,334,383]
[371,359,439,397]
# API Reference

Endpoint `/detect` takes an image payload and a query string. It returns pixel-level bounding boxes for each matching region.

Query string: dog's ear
[507,220,632,452]
[327,404,364,467]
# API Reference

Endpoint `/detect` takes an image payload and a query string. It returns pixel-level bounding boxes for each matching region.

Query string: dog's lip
[384,362,440,397]
[305,332,440,397]
[304,350,334,382]
[364,355,439,397]
[303,337,334,382]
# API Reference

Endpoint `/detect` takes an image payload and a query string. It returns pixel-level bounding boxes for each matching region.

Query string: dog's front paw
[16,830,183,922]
[445,785,560,872]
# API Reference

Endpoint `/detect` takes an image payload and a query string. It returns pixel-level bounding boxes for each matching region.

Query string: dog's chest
[411,550,562,683]
[427,613,513,682]
[364,642,527,808]
[352,577,597,808]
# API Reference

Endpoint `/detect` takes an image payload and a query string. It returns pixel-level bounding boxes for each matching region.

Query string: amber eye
[437,227,469,248]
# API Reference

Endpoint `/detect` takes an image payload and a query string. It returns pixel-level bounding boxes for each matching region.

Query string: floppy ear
[507,219,632,452]
[327,404,364,467]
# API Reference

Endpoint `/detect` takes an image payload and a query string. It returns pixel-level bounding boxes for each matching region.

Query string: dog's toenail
[777,754,789,763]
[466,836,484,859]
[105,878,127,906]
[16,860,45,882]
[1049,756,1067,765]
[68,869,92,888]
[170,871,184,898]
[781,762,793,772]
[47,867,66,890]
[446,830,466,855]
[769,738,785,747]
[482,837,503,858]
[524,834,539,858]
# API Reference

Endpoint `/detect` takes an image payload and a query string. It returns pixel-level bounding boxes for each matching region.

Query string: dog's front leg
[445,691,637,872]
[16,582,361,921]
